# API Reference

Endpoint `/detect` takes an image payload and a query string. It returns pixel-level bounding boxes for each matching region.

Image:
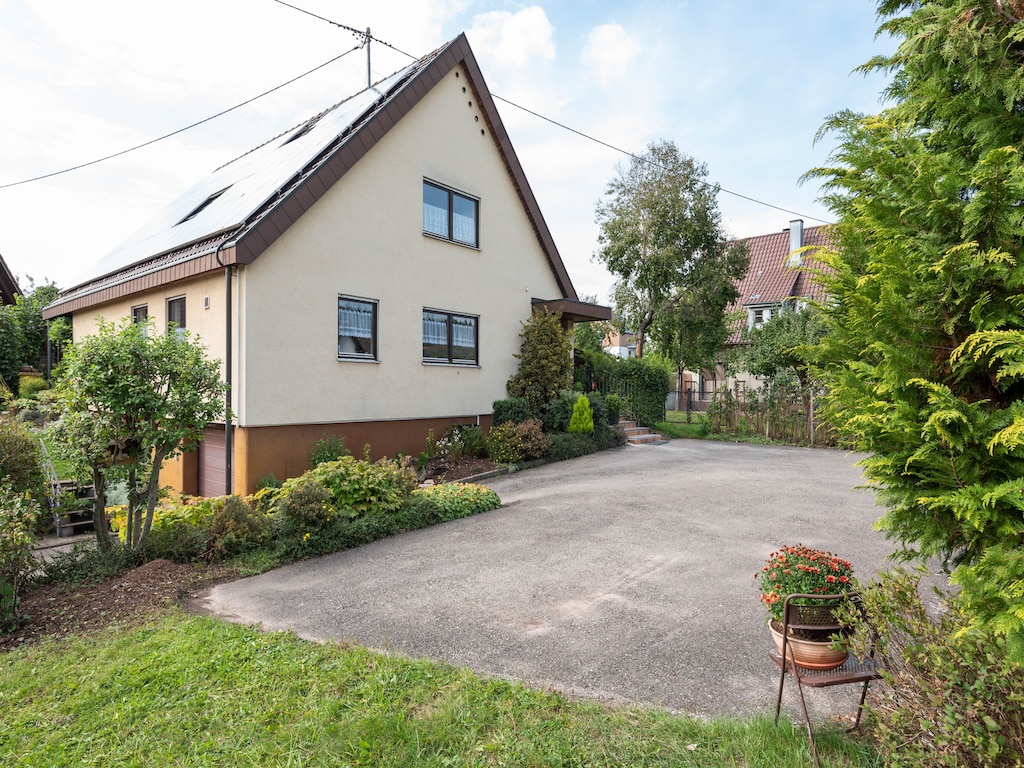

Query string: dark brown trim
[47,33,583,318]
[531,297,611,323]
[0,253,22,305]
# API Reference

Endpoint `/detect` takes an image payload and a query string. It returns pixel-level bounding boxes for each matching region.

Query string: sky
[0,0,896,305]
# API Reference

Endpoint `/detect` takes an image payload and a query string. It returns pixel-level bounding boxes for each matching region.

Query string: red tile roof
[725,222,833,344]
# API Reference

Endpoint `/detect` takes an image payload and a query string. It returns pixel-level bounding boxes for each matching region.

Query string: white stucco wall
[238,64,565,427]
[71,272,231,375]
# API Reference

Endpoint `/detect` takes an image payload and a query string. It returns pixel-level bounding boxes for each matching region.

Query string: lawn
[0,611,877,767]
[654,410,709,439]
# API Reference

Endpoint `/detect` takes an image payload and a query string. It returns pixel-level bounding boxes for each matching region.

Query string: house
[43,34,609,497]
[602,329,635,359]
[691,219,830,399]
[0,253,20,305]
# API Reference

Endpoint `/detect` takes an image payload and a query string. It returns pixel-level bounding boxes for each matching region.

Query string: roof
[0,253,21,305]
[45,33,584,320]
[725,222,832,344]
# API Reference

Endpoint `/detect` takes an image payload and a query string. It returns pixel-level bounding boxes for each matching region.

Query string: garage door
[198,425,227,498]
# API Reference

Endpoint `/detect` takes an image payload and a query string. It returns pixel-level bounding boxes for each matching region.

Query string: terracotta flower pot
[770,624,849,671]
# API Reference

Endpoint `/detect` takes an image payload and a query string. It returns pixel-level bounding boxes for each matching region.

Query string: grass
[654,410,710,439]
[0,611,878,767]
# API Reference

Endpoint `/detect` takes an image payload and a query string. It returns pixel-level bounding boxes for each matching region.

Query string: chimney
[787,219,804,267]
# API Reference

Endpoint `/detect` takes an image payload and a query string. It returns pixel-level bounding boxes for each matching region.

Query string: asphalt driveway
[203,440,895,720]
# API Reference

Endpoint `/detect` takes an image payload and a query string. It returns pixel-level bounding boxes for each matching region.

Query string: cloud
[468,6,556,70]
[580,23,639,86]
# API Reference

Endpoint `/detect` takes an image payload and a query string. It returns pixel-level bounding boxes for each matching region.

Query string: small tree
[0,305,19,397]
[506,310,572,417]
[49,318,225,552]
[567,395,595,435]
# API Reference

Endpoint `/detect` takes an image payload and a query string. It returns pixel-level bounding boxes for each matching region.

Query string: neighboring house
[691,219,830,399]
[43,34,609,496]
[0,253,20,305]
[602,329,635,359]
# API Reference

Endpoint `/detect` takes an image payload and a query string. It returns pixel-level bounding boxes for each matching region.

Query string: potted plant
[756,544,856,669]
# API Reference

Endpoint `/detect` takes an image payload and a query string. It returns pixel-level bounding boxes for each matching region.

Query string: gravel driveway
[203,440,895,720]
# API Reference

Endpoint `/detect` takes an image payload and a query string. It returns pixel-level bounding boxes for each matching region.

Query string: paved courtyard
[203,440,897,721]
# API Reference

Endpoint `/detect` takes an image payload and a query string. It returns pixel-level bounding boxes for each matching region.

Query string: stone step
[627,432,665,445]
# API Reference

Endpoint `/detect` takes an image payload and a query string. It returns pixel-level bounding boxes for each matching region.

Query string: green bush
[0,483,37,632]
[568,395,595,434]
[586,391,607,428]
[544,432,597,462]
[849,569,1024,767]
[33,541,139,585]
[412,483,501,521]
[308,433,351,468]
[455,425,488,459]
[543,389,580,433]
[18,377,48,400]
[301,456,417,517]
[275,477,336,535]
[604,393,621,424]
[207,495,269,560]
[0,416,45,504]
[505,310,572,415]
[486,420,549,465]
[492,397,533,426]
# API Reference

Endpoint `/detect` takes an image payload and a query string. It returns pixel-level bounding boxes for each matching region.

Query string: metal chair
[769,592,880,767]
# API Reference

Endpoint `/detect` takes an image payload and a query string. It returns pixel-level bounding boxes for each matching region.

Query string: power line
[490,94,830,225]
[0,45,362,191]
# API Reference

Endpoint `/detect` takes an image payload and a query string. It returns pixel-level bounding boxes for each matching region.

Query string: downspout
[214,237,234,495]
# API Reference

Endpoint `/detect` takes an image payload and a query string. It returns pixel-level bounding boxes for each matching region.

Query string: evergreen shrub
[568,395,595,434]
[492,397,533,426]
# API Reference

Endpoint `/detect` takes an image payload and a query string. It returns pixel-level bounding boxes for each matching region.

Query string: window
[176,187,230,226]
[167,296,186,335]
[422,309,478,364]
[423,180,478,247]
[338,296,378,360]
[749,306,773,329]
[132,304,148,325]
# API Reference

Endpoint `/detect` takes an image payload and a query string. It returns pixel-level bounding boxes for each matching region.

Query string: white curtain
[339,302,373,338]
[422,312,448,346]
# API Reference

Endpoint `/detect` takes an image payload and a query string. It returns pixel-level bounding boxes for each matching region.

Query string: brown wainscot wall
[162,415,494,498]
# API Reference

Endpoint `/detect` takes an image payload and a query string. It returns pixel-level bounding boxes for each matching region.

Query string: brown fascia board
[532,297,611,323]
[232,33,580,302]
[0,253,20,305]
[42,243,237,320]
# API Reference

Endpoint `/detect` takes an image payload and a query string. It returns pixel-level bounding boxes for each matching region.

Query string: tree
[594,139,747,364]
[49,318,226,552]
[14,280,59,373]
[740,308,827,390]
[0,305,19,397]
[807,0,1024,658]
[506,310,572,417]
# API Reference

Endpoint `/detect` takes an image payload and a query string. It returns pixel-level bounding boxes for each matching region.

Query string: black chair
[769,592,881,767]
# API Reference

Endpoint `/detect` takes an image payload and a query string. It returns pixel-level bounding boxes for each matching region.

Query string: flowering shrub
[755,544,855,622]
[413,483,501,521]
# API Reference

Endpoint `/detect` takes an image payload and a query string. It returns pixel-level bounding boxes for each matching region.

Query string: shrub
[412,483,502,521]
[275,477,336,535]
[455,425,487,459]
[568,395,595,435]
[207,495,268,560]
[544,432,597,462]
[19,377,48,400]
[308,433,351,468]
[256,474,282,490]
[0,483,37,632]
[604,393,621,424]
[297,455,417,518]
[851,569,1024,767]
[487,420,550,465]
[33,541,138,585]
[543,389,581,432]
[0,416,45,504]
[505,310,572,415]
[492,397,533,426]
[586,391,607,428]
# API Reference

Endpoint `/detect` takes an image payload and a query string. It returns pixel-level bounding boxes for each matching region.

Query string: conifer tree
[808,0,1024,658]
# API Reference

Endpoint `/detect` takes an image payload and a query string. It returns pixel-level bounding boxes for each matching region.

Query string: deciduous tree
[594,139,747,365]
[49,319,225,552]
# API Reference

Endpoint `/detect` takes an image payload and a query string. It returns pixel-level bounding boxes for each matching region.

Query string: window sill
[422,231,480,251]
[337,356,379,364]
[422,361,480,368]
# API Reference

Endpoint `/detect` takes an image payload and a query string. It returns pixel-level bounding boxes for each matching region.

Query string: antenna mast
[365,28,371,87]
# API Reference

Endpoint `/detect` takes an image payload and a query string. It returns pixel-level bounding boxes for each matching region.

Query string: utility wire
[490,94,829,224]
[0,45,362,190]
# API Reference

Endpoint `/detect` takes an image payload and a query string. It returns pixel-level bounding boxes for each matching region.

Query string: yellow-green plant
[568,394,594,434]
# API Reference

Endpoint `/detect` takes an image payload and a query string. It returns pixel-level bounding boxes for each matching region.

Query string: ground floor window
[167,296,186,335]
[422,309,478,364]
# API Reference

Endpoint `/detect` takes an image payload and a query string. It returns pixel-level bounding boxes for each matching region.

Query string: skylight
[281,115,323,146]
[176,187,231,226]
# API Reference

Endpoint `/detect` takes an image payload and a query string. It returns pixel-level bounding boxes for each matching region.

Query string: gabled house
[603,329,635,359]
[43,34,609,496]
[0,253,20,306]
[692,219,830,399]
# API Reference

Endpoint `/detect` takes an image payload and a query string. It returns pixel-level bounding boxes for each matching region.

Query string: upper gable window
[423,180,478,247]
